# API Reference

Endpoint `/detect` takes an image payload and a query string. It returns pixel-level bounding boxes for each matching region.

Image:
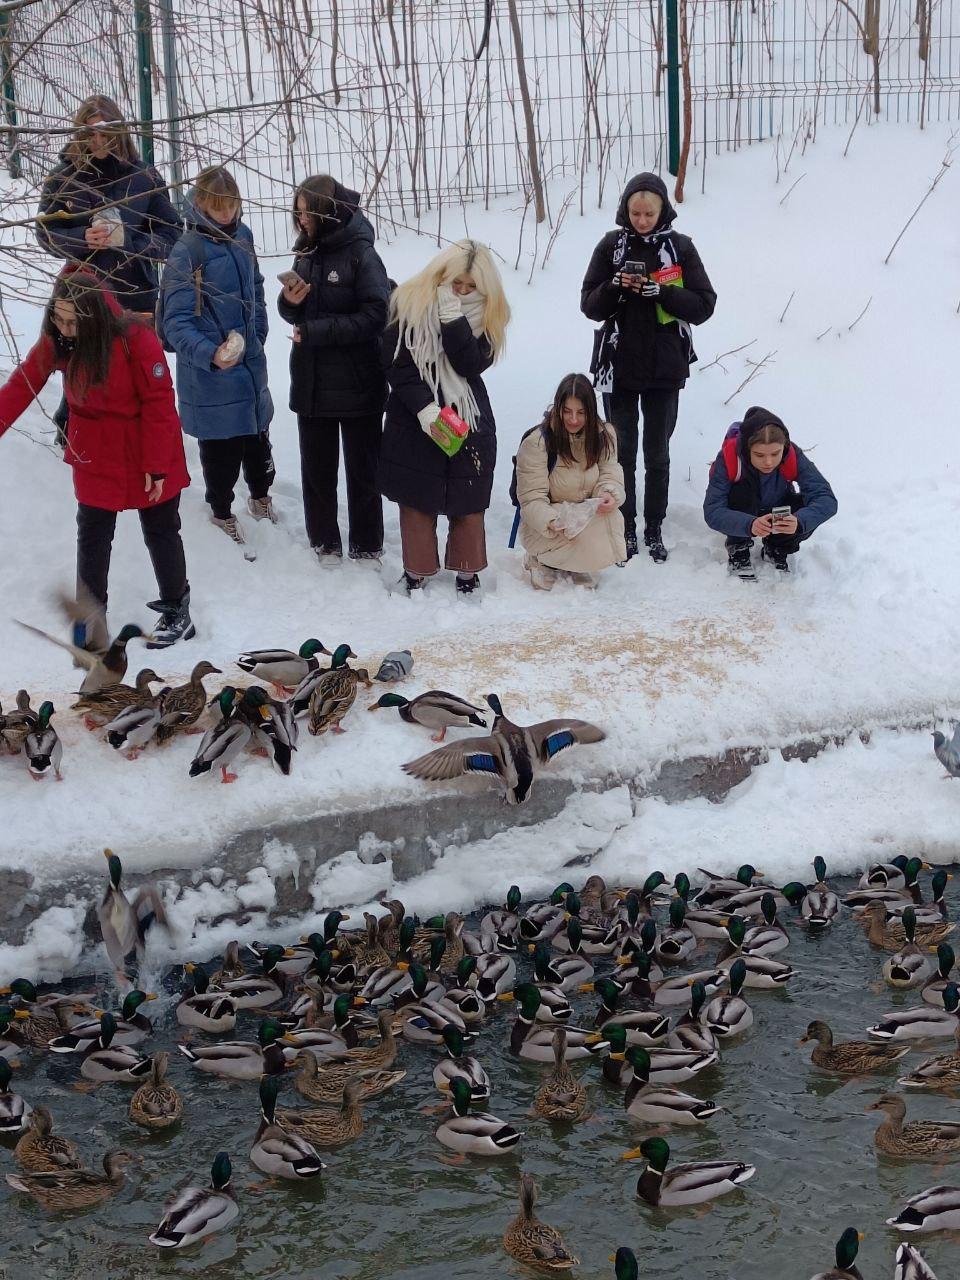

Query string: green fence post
[0,10,21,179]
[664,0,680,177]
[134,0,154,165]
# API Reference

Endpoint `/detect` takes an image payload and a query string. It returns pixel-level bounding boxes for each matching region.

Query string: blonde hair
[627,190,663,214]
[194,165,242,217]
[65,95,139,167]
[390,239,510,361]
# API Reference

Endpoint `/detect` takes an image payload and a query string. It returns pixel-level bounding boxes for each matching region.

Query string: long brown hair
[43,271,132,400]
[291,174,351,247]
[542,373,612,469]
[64,95,139,169]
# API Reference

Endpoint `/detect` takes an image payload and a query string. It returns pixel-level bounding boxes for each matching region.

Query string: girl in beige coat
[516,373,627,589]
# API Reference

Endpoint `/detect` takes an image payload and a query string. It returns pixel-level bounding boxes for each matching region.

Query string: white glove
[417,402,442,434]
[640,280,661,298]
[437,283,462,323]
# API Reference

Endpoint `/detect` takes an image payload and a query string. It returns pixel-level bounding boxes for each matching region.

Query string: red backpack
[713,424,798,483]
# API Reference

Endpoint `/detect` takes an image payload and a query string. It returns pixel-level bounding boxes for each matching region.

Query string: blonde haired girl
[379,239,511,595]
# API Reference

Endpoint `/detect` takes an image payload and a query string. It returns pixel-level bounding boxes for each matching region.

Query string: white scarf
[398,290,487,430]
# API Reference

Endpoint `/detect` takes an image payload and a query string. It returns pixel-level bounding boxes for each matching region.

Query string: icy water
[3,875,959,1280]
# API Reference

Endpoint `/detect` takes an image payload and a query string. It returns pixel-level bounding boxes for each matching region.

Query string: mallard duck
[368,689,487,742]
[0,1058,31,1135]
[474,945,517,1001]
[188,686,253,783]
[868,1092,960,1158]
[80,1012,153,1082]
[552,895,618,956]
[503,1173,578,1270]
[533,1028,589,1122]
[96,848,167,976]
[250,1076,325,1179]
[624,1135,755,1207]
[13,1104,80,1171]
[280,1022,351,1062]
[442,961,486,1026]
[667,981,719,1055]
[704,958,753,1038]
[615,951,728,1008]
[154,660,222,742]
[800,1020,910,1073]
[72,667,161,727]
[736,893,790,956]
[211,939,246,985]
[653,899,697,965]
[274,1076,366,1148]
[604,1024,718,1086]
[402,693,605,805]
[808,1227,864,1279]
[692,863,766,906]
[579,874,625,924]
[886,1184,960,1233]
[716,919,795,988]
[532,939,592,995]
[621,1047,719,1126]
[130,1051,182,1130]
[0,979,83,1047]
[899,1025,960,1090]
[178,1018,286,1080]
[432,1024,490,1102]
[894,1243,939,1279]
[217,944,291,1009]
[102,697,165,757]
[307,659,372,736]
[520,885,573,943]
[149,1151,239,1249]
[6,1149,133,1211]
[585,977,670,1045]
[23,701,62,780]
[14,613,144,694]
[508,985,606,1062]
[610,1250,640,1280]
[668,873,732,940]
[859,856,911,890]
[340,1007,400,1069]
[176,966,237,1032]
[868,984,960,1042]
[0,689,37,754]
[239,685,298,775]
[49,989,157,1051]
[436,1076,522,1156]
[357,960,415,1007]
[236,637,331,693]
[885,908,935,988]
[862,900,954,950]
[0,1003,31,1058]
[401,999,469,1046]
[802,857,841,929]
[291,1049,405,1104]
[412,911,466,972]
[347,912,393,970]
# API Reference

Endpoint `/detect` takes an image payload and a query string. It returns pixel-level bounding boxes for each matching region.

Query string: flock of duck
[1,852,959,1274]
[1,624,605,801]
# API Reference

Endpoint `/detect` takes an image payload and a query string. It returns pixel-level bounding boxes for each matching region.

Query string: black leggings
[604,386,680,536]
[725,490,810,554]
[77,495,189,609]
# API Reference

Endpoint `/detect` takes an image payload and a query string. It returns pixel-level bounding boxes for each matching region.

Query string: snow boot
[728,544,756,580]
[761,544,791,573]
[644,525,668,563]
[212,512,256,561]
[247,495,279,524]
[145,591,196,649]
[400,571,425,596]
[524,554,557,591]
[455,573,482,597]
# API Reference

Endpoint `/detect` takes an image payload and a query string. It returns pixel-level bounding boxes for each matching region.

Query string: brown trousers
[398,506,487,577]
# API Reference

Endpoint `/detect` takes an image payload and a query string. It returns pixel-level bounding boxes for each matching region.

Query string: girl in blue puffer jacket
[158,166,276,552]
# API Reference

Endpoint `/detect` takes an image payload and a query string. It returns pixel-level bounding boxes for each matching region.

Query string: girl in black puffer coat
[581,173,716,563]
[278,176,391,562]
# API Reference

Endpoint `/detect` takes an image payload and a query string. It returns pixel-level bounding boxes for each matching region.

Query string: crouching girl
[703,405,837,576]
[514,373,626,589]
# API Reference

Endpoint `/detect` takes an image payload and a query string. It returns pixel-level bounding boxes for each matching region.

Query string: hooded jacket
[580,173,716,390]
[277,182,390,419]
[0,274,189,511]
[36,150,181,313]
[703,406,838,539]
[157,196,273,441]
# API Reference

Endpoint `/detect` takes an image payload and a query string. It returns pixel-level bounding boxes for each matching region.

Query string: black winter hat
[739,405,790,454]
[615,173,677,232]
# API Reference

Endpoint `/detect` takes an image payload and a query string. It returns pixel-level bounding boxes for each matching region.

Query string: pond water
[2,872,957,1280]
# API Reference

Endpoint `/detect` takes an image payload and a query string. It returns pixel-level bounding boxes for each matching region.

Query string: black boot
[618,530,639,567]
[456,573,481,596]
[644,526,668,563]
[761,544,791,573]
[399,572,425,596]
[728,544,755,579]
[145,590,196,648]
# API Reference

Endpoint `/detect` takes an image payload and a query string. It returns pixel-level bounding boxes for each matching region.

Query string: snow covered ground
[1,122,959,977]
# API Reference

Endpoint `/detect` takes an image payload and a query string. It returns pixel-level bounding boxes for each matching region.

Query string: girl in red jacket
[0,269,194,647]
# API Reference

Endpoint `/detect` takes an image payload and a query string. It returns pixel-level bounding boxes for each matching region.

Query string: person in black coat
[277,176,391,561]
[378,239,511,596]
[581,173,716,563]
[36,94,181,315]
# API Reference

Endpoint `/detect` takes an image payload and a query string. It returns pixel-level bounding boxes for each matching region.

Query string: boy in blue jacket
[703,405,837,576]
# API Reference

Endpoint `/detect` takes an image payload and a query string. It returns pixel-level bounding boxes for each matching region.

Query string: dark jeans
[297,412,383,557]
[604,386,680,536]
[77,495,189,610]
[198,431,275,520]
[725,491,810,555]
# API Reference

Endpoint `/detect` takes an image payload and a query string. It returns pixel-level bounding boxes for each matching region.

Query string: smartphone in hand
[277,270,307,288]
[771,504,791,527]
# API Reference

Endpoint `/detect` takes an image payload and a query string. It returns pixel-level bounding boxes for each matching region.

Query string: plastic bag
[92,206,125,248]
[217,330,246,364]
[550,496,602,538]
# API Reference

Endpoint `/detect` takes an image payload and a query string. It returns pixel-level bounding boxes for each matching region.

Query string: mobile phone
[622,260,646,278]
[771,505,791,521]
[277,270,306,287]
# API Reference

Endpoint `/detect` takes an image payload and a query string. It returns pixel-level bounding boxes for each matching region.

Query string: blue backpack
[507,424,557,548]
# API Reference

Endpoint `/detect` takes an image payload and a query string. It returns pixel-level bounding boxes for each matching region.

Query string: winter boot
[455,573,481,597]
[247,495,279,524]
[314,546,343,566]
[145,591,195,649]
[567,570,599,589]
[400,571,425,595]
[212,513,246,545]
[524,554,557,591]
[728,544,755,579]
[761,544,791,573]
[644,526,668,563]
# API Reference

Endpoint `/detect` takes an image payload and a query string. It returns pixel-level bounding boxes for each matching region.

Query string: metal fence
[0,0,957,254]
